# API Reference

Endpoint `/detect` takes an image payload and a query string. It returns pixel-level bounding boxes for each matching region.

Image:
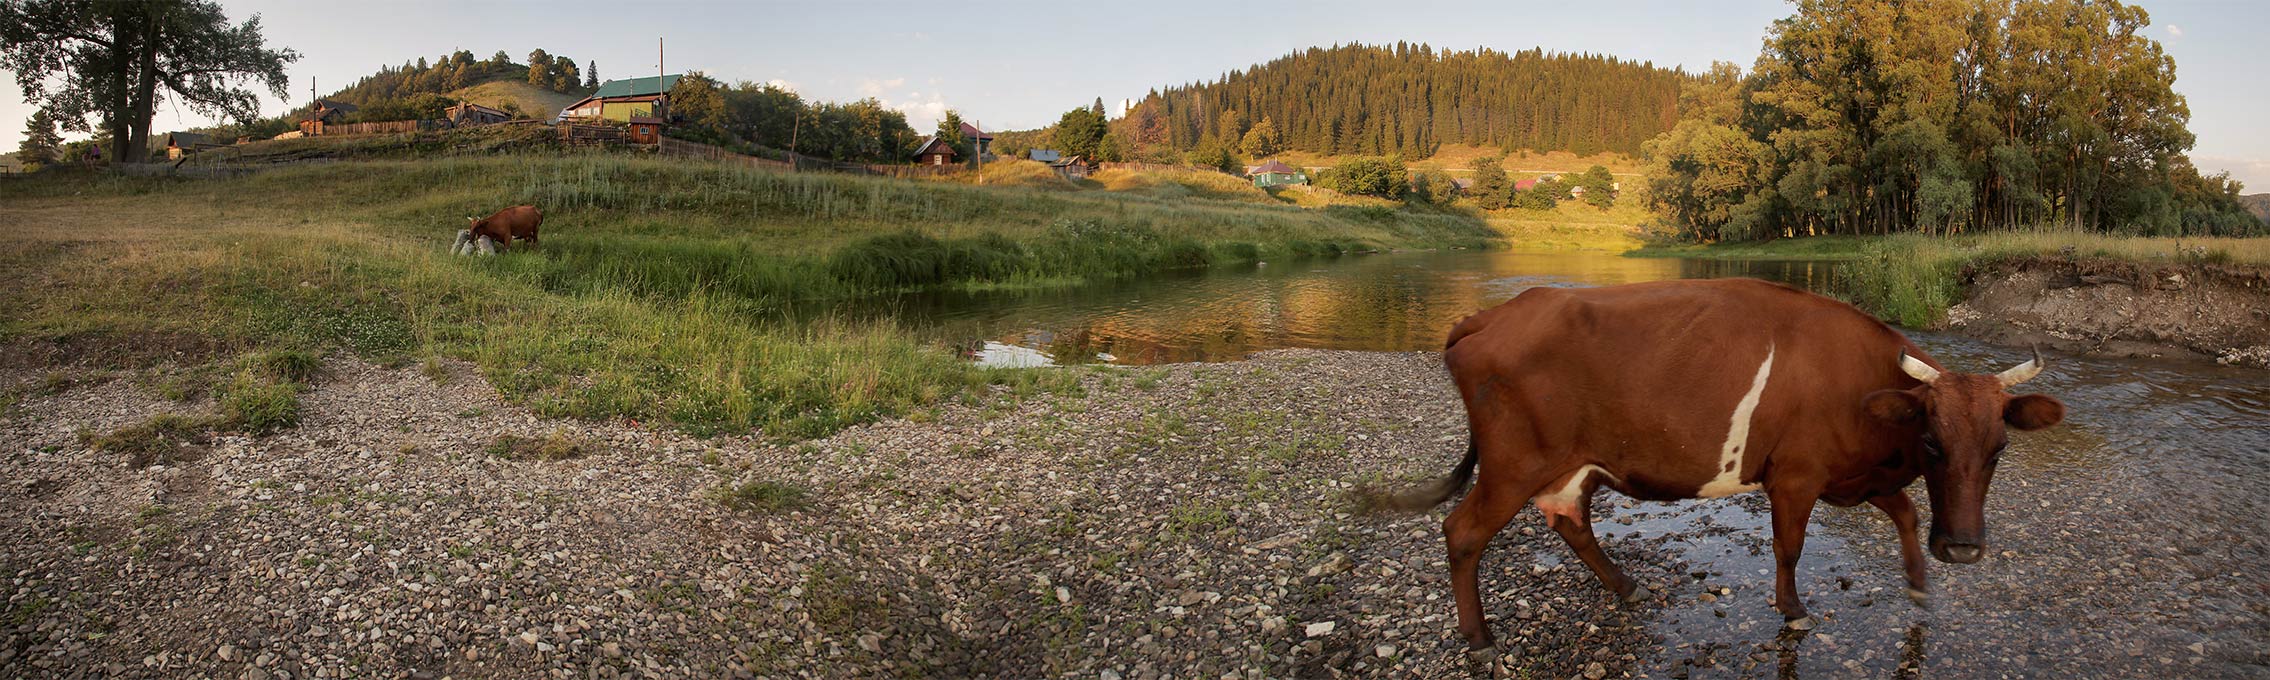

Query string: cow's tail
[1358,437,1479,515]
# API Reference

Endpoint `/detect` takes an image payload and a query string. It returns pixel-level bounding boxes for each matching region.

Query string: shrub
[219,371,301,434]
[711,480,810,514]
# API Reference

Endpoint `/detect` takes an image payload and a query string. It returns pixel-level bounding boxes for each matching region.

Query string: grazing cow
[1379,278,2065,654]
[465,205,542,251]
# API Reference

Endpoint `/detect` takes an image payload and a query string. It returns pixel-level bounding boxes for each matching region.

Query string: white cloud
[856,77,907,98]
[891,93,952,131]
[2165,24,2183,39]
[2194,155,2270,193]
[765,79,798,93]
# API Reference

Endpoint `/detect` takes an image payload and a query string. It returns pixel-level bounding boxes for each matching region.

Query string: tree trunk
[124,4,164,165]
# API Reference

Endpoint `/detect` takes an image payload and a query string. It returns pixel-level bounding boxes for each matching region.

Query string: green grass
[82,413,212,467]
[1839,232,2270,327]
[0,152,1498,439]
[1626,234,1876,260]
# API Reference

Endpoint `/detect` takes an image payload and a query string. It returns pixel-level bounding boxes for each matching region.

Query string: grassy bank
[0,154,1495,438]
[1714,233,2270,327]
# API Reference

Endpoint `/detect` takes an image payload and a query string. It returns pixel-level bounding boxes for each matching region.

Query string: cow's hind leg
[1535,467,1638,601]
[1444,453,1555,654]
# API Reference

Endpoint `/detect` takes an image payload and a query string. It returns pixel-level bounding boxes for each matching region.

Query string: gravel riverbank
[3,348,2264,679]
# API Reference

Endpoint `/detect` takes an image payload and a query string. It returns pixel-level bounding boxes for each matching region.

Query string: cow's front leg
[1867,491,1929,607]
[1766,485,1820,629]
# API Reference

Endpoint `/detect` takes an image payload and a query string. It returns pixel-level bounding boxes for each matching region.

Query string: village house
[561,75,680,122]
[310,99,357,124]
[960,122,994,157]
[911,137,958,166]
[1244,159,1306,188]
[1050,154,1089,179]
[1027,149,1062,163]
[154,132,215,160]
[445,101,512,127]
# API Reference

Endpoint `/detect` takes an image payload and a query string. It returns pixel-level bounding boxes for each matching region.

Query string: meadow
[0,153,1498,438]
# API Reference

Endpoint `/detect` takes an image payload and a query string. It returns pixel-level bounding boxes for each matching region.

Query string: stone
[1304,621,1335,638]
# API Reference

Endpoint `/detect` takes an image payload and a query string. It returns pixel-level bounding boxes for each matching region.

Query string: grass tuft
[711,480,811,514]
[82,413,212,467]
[485,431,586,461]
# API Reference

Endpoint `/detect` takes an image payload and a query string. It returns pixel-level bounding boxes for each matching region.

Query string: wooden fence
[300,119,444,137]
[1097,161,1230,175]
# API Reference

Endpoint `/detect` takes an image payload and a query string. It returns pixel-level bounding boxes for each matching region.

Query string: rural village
[3,1,2269,680]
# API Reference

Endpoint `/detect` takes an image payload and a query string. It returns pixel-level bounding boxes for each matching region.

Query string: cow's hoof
[1906,588,1930,608]
[1783,615,1815,631]
[1620,584,1650,604]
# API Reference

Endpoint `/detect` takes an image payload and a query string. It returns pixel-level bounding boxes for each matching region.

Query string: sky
[3,0,2265,189]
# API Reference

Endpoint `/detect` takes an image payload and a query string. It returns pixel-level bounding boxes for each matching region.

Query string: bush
[219,371,301,434]
[1321,157,1409,199]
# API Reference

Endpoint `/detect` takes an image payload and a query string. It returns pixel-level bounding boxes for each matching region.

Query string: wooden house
[446,101,512,127]
[311,100,358,124]
[1244,159,1306,188]
[1050,155,1089,179]
[156,132,214,160]
[911,137,959,166]
[627,116,666,144]
[959,122,994,157]
[561,75,680,122]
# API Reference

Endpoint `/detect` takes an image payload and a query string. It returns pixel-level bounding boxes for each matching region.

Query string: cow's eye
[1920,436,1944,461]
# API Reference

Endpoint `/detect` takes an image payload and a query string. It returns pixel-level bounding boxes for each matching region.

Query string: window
[639,126,651,135]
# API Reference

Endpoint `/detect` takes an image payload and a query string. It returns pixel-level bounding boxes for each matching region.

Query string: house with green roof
[561,74,682,122]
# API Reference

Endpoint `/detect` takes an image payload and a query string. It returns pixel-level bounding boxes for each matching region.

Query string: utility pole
[657,37,665,118]
[974,118,982,185]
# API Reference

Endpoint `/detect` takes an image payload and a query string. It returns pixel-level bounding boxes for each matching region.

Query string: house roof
[157,132,212,149]
[593,75,682,98]
[959,121,993,141]
[1049,155,1085,168]
[1246,160,1297,176]
[911,137,958,158]
[627,116,667,125]
[1514,179,1538,190]
[451,102,510,117]
[313,99,357,112]
[1451,178,1475,189]
[1028,149,1061,162]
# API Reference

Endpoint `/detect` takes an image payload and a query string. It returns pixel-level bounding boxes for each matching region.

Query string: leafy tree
[1096,133,1127,163]
[489,51,510,67]
[1053,105,1107,160]
[1240,116,1281,158]
[551,58,579,93]
[937,109,970,160]
[668,71,725,130]
[1576,165,1616,208]
[525,49,551,88]
[1186,137,1238,174]
[1469,156,1512,210]
[1323,156,1408,198]
[1513,177,1561,210]
[0,0,298,164]
[1409,169,1456,205]
[16,108,61,169]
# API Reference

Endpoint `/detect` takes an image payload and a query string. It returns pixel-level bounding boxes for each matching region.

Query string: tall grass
[0,153,1491,438]
[1839,231,2270,327]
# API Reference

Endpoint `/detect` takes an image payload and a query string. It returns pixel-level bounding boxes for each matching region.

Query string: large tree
[1,0,297,164]
[1052,105,1106,160]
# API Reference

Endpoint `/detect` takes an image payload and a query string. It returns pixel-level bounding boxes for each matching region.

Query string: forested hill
[2243,194,2270,224]
[1122,44,1687,159]
[316,49,593,120]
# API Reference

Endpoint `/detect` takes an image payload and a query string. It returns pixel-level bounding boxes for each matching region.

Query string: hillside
[2243,193,2270,223]
[1122,43,1687,160]
[448,80,581,119]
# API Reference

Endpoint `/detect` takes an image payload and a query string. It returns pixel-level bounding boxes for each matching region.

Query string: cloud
[765,79,798,93]
[2194,155,2270,191]
[2165,24,2183,38]
[856,77,908,98]
[891,93,952,131]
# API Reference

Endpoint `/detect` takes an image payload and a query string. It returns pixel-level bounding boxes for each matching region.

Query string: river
[873,249,2269,677]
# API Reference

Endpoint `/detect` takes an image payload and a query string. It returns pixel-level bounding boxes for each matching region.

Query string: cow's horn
[1899,352,1941,384]
[1997,346,2045,387]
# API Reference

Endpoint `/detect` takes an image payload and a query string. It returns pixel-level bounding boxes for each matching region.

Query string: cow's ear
[2004,394,2065,431]
[1864,389,1924,424]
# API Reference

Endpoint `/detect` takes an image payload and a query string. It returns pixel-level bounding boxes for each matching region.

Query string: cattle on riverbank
[1378,278,2066,654]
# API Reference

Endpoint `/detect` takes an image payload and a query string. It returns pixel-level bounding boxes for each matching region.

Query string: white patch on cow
[1533,464,1612,519]
[1696,344,1774,498]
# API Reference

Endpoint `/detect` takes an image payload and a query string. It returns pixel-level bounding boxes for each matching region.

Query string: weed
[82,413,212,468]
[218,371,300,434]
[710,480,810,514]
[485,432,586,461]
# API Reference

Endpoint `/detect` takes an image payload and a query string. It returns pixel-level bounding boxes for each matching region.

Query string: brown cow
[465,205,542,251]
[1380,278,2065,654]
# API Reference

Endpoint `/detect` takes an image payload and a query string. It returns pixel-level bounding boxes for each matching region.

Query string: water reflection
[845,250,1849,366]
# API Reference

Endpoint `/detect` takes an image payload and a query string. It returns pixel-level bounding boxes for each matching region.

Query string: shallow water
[863,248,2270,676]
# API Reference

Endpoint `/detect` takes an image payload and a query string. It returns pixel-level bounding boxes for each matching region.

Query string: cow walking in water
[1378,279,2065,654]
[453,205,543,255]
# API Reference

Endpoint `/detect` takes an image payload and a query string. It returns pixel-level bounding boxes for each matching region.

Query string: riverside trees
[1643,0,2261,241]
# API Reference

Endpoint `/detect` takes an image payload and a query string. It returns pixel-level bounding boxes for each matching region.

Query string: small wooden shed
[446,101,512,127]
[626,116,666,144]
[911,137,959,166]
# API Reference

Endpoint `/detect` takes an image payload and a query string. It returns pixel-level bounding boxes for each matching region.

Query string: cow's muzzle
[1931,538,1985,564]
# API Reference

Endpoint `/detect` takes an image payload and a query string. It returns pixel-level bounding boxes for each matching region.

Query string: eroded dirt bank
[1949,257,2270,367]
[3,347,2265,679]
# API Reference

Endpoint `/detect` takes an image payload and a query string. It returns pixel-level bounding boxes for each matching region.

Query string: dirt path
[3,349,2264,679]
